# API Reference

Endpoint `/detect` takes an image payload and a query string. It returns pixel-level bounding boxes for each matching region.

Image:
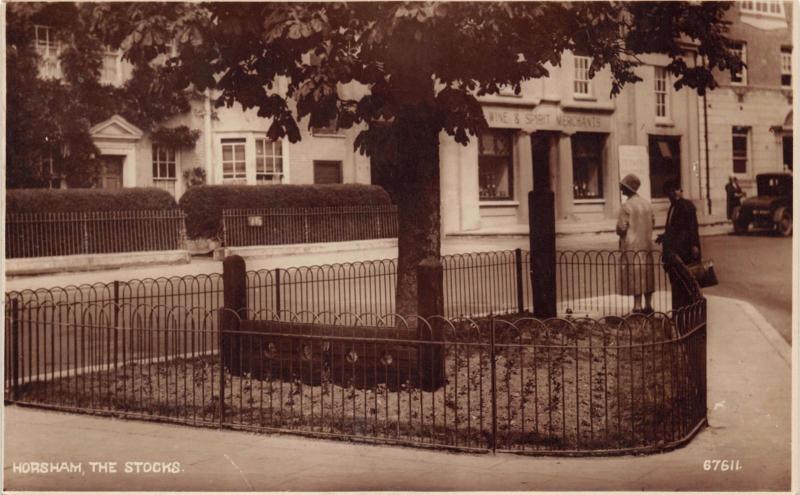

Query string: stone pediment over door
[89,115,143,188]
[89,115,144,142]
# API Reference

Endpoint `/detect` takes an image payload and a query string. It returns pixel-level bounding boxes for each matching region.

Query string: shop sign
[483,105,610,133]
[618,145,652,201]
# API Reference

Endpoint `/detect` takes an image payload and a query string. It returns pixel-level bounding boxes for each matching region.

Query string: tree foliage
[6,3,195,188]
[24,2,744,313]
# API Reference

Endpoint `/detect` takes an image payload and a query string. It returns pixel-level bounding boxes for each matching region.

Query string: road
[700,233,794,343]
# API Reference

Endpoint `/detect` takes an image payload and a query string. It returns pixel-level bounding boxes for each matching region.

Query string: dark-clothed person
[725,175,746,220]
[656,180,701,310]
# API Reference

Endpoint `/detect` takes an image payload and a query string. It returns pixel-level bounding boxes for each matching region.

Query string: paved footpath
[3,296,792,492]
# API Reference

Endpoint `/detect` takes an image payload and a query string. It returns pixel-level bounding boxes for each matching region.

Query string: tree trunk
[393,109,442,317]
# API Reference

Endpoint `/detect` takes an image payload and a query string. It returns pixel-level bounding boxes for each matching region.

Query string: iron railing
[5,249,675,321]
[223,205,398,247]
[5,210,186,258]
[556,250,673,316]
[4,299,707,455]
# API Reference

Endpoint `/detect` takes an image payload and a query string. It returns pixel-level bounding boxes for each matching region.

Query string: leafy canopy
[6,3,195,187]
[89,1,742,160]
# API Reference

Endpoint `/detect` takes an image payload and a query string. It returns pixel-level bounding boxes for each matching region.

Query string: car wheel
[776,208,792,237]
[733,216,748,235]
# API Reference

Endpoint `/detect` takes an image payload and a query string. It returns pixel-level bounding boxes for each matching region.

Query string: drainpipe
[702,56,712,215]
[204,88,214,184]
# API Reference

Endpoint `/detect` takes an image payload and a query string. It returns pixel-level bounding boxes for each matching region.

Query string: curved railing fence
[4,249,706,455]
[6,249,672,320]
[4,298,706,455]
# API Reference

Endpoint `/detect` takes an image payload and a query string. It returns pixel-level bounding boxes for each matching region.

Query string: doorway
[783,135,793,171]
[96,155,124,189]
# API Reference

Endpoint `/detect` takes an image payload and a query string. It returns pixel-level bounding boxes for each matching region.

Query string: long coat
[663,198,701,264]
[617,194,655,295]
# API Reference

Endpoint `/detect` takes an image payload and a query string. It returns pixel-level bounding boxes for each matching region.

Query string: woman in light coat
[616,174,655,314]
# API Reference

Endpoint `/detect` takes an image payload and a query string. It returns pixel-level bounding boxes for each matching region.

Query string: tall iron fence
[4,300,707,455]
[5,249,673,322]
[223,205,398,247]
[5,210,186,259]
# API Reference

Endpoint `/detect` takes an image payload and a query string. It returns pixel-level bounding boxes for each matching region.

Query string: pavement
[2,295,793,492]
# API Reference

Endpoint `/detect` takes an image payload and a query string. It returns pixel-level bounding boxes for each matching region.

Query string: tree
[89,1,742,315]
[6,3,194,188]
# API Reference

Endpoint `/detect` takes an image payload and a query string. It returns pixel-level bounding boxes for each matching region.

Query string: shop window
[654,67,670,120]
[256,138,284,184]
[732,126,750,174]
[313,161,343,184]
[781,47,791,87]
[648,135,681,198]
[571,133,605,200]
[730,42,747,85]
[573,55,593,97]
[479,129,514,200]
[221,138,247,184]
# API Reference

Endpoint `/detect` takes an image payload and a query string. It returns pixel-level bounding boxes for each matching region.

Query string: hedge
[6,188,178,214]
[179,184,393,239]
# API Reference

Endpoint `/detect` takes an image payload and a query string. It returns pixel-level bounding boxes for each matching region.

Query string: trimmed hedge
[6,188,178,213]
[179,184,393,239]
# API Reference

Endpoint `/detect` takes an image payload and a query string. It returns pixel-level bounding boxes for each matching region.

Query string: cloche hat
[619,173,641,194]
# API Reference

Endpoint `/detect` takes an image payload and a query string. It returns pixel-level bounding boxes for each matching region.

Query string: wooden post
[529,190,557,319]
[417,257,445,391]
[222,255,247,375]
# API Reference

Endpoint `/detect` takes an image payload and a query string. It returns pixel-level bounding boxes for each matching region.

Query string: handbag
[687,259,718,288]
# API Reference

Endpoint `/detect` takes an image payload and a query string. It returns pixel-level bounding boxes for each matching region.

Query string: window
[572,133,606,200]
[732,126,750,174]
[654,67,669,119]
[730,42,747,85]
[255,138,283,184]
[648,135,681,198]
[479,129,514,200]
[152,145,177,195]
[781,47,791,87]
[221,138,247,183]
[312,117,341,136]
[38,153,62,189]
[740,1,784,16]
[101,50,122,86]
[313,161,343,184]
[34,25,57,58]
[573,55,592,97]
[34,25,59,78]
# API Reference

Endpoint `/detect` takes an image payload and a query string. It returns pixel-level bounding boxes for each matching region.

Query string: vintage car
[733,173,793,236]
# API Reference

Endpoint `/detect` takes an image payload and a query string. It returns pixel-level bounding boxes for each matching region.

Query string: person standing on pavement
[616,173,655,314]
[656,180,701,310]
[725,175,746,221]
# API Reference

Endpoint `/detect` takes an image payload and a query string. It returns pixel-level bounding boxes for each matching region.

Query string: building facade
[31,25,372,197]
[29,1,792,235]
[440,50,703,234]
[699,0,793,213]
